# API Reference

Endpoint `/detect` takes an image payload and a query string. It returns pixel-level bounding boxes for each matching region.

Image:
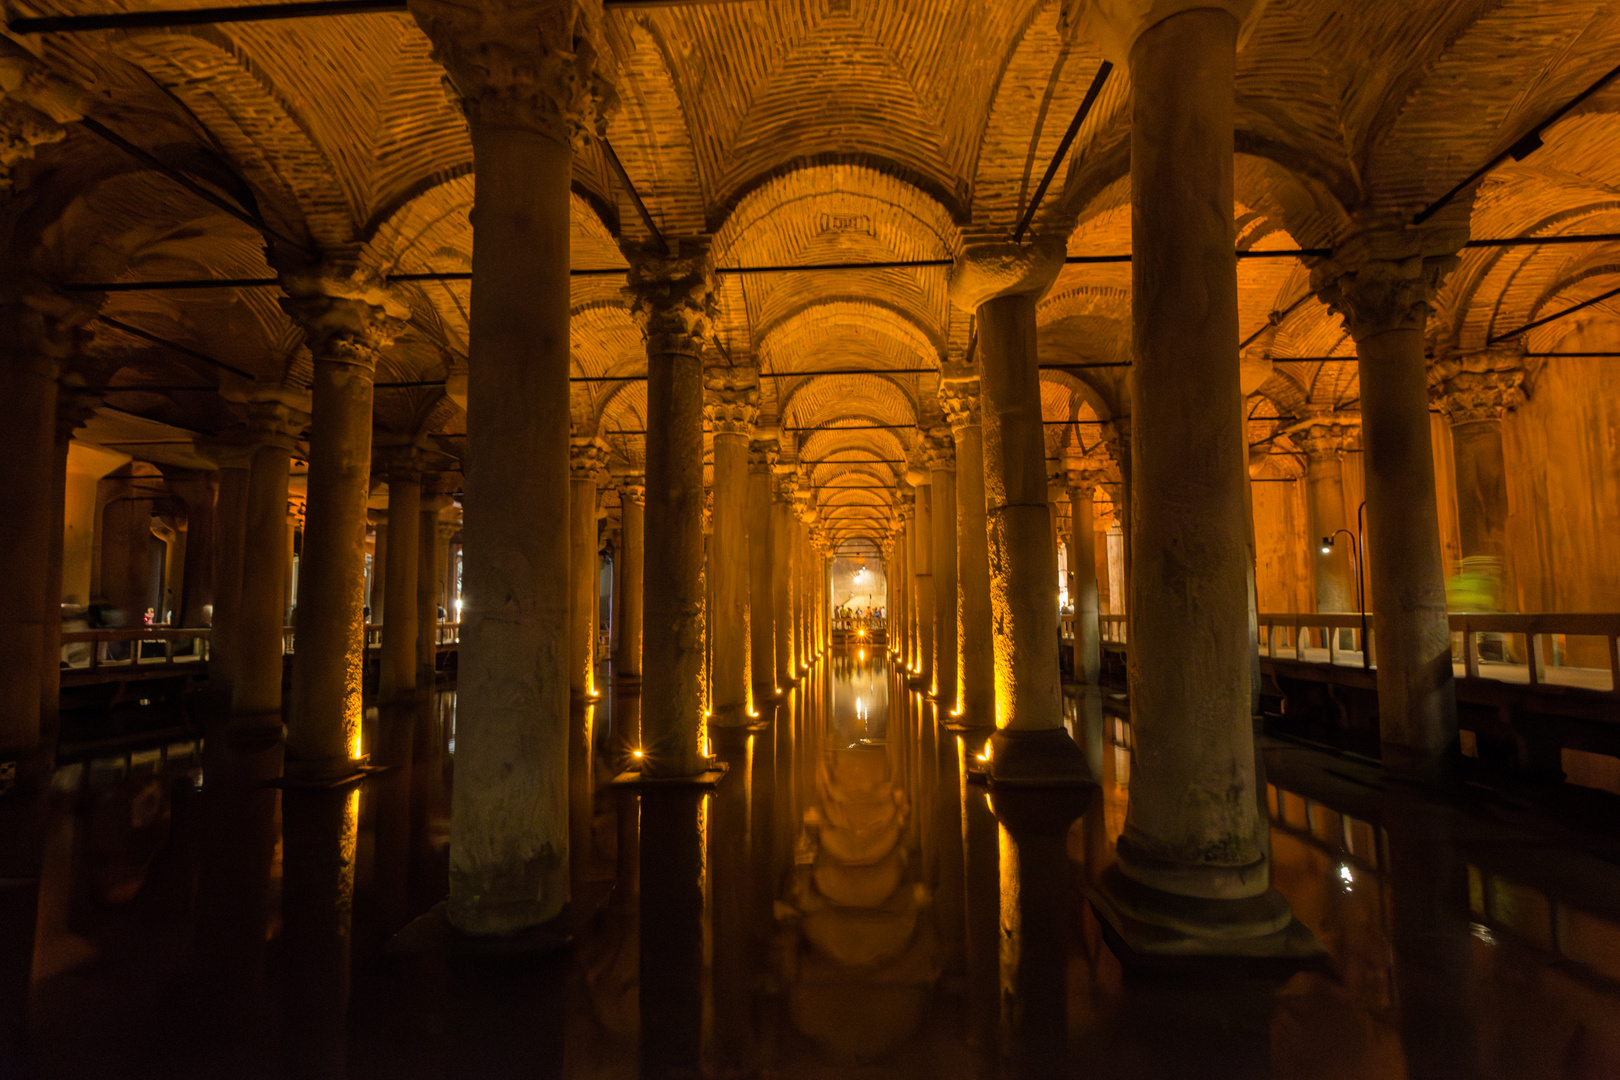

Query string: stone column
[1432,349,1524,612]
[771,469,797,687]
[407,0,612,931]
[614,475,645,681]
[908,466,934,690]
[166,469,218,627]
[704,365,760,723]
[376,451,422,705]
[278,266,403,772]
[200,445,251,698]
[1083,0,1309,953]
[1297,420,1357,616]
[746,436,777,696]
[1064,462,1104,687]
[1314,231,1463,771]
[417,490,452,683]
[893,490,913,668]
[926,426,958,713]
[627,237,716,778]
[942,373,994,726]
[234,402,303,727]
[0,348,58,755]
[948,242,1078,777]
[569,435,609,701]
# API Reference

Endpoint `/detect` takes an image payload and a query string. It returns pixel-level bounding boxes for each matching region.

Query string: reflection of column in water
[280,783,361,1080]
[409,688,451,910]
[1387,802,1479,1079]
[993,788,1086,1080]
[932,721,966,974]
[569,701,595,896]
[960,730,1000,1066]
[708,727,758,1072]
[639,785,708,1080]
[370,698,416,943]
[614,692,642,904]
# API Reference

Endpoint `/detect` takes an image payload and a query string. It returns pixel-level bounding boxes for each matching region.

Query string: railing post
[1327,622,1338,664]
[1608,632,1620,697]
[1527,631,1544,685]
[1294,620,1305,662]
[1462,619,1478,680]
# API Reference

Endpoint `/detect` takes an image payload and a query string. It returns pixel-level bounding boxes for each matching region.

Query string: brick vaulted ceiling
[6,0,1620,552]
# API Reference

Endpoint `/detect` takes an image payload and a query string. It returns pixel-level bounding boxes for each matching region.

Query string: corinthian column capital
[568,434,610,481]
[938,369,981,432]
[277,254,409,368]
[1310,228,1466,344]
[407,0,617,144]
[1076,0,1263,63]
[702,363,760,437]
[1431,348,1526,424]
[1293,419,1357,462]
[924,425,956,471]
[624,236,717,356]
[948,237,1066,312]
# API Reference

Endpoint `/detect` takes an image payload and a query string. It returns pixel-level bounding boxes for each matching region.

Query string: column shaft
[929,453,958,712]
[746,453,774,692]
[1451,419,1511,605]
[952,420,994,725]
[417,501,441,682]
[568,448,602,701]
[1068,483,1101,686]
[616,487,644,679]
[911,482,934,687]
[711,432,751,721]
[236,442,293,722]
[772,492,795,686]
[0,357,56,751]
[379,470,421,703]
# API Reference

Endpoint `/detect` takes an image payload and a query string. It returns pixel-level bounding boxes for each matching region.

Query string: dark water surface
[18,649,1620,1078]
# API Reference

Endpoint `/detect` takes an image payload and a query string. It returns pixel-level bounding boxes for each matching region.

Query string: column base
[906,675,931,692]
[609,767,728,789]
[1089,864,1325,963]
[986,726,1091,787]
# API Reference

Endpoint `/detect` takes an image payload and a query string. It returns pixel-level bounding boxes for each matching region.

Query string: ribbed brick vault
[7,0,1620,553]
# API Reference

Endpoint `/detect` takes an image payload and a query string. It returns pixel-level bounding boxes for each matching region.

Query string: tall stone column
[926,427,958,713]
[165,468,218,628]
[278,265,404,773]
[1082,0,1310,953]
[377,451,422,705]
[746,436,777,696]
[568,435,608,701]
[1064,462,1104,687]
[627,237,715,779]
[1314,231,1463,771]
[942,374,994,726]
[893,490,913,668]
[1432,349,1524,612]
[234,402,303,727]
[418,488,452,683]
[948,242,1079,777]
[1297,420,1357,615]
[614,475,645,681]
[704,365,759,724]
[408,0,614,933]
[0,347,58,754]
[200,444,252,698]
[771,469,797,688]
[908,467,934,690]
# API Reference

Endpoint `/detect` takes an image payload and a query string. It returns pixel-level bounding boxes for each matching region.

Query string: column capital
[924,425,956,471]
[1293,418,1358,461]
[406,0,617,145]
[938,369,982,432]
[277,256,409,368]
[1310,227,1466,343]
[747,434,779,472]
[0,288,100,375]
[1077,0,1262,65]
[616,475,645,506]
[702,363,760,437]
[948,237,1066,312]
[374,443,431,483]
[624,236,717,356]
[568,434,610,481]
[1431,349,1526,424]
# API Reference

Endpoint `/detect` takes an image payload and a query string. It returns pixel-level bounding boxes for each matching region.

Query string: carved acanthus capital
[703,363,760,437]
[938,371,982,432]
[1431,349,1526,424]
[568,434,610,481]
[948,238,1066,312]
[0,41,88,190]
[625,237,717,355]
[1293,419,1357,462]
[1076,0,1263,64]
[374,444,429,484]
[1097,417,1129,469]
[277,257,409,368]
[0,288,99,376]
[924,425,956,471]
[748,434,779,472]
[614,472,645,507]
[1311,228,1466,343]
[407,0,616,144]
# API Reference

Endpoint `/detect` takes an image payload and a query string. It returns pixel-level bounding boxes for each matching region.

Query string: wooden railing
[60,627,209,671]
[283,621,462,655]
[1258,611,1620,696]
[832,615,886,634]
[1059,613,1128,644]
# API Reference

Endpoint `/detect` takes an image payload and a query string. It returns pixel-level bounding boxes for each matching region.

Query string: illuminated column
[926,426,958,712]
[1084,0,1313,956]
[166,469,218,628]
[746,436,777,695]
[771,468,797,687]
[409,0,613,932]
[418,487,453,684]
[894,487,914,669]
[627,237,716,778]
[1432,349,1524,612]
[1297,419,1357,616]
[948,241,1077,775]
[568,435,608,700]
[376,451,422,706]
[614,474,645,681]
[234,406,301,731]
[704,365,759,723]
[908,464,934,689]
[942,373,993,725]
[1314,230,1463,771]
[1064,461,1104,687]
